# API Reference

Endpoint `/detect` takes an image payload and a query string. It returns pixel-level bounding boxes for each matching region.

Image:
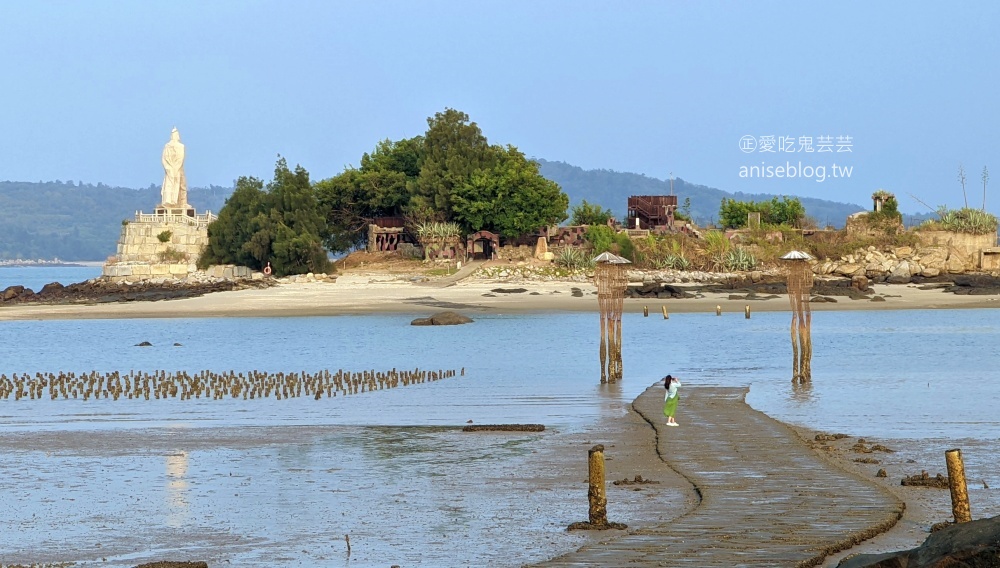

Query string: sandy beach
[2,273,999,321]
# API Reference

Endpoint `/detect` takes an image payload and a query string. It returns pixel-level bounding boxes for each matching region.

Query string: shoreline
[2,275,999,321]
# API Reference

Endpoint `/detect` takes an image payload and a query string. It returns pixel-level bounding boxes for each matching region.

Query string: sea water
[0,264,103,292]
[1,307,998,566]
[0,309,997,439]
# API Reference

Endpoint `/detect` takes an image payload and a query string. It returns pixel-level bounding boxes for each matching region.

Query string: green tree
[451,145,569,237]
[200,158,329,276]
[314,137,423,253]
[584,224,616,254]
[718,196,804,229]
[570,199,614,226]
[409,108,492,223]
[200,176,268,268]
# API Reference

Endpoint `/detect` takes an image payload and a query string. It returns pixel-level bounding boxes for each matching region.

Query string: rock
[836,514,1000,568]
[1,285,25,301]
[750,270,763,283]
[410,311,474,326]
[870,296,886,302]
[834,263,862,277]
[851,275,869,292]
[894,246,913,258]
[945,255,968,274]
[534,236,549,260]
[887,261,912,284]
[39,282,65,295]
[921,267,941,277]
[135,341,153,347]
[876,468,887,477]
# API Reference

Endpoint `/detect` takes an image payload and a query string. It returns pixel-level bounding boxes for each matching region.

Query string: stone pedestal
[155,205,196,217]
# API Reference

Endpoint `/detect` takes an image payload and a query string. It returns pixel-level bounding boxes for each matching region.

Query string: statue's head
[170,127,180,141]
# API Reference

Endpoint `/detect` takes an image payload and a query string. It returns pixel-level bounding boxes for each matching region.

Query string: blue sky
[1,1,998,212]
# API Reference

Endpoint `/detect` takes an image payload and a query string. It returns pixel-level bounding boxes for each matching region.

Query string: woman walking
[663,375,681,426]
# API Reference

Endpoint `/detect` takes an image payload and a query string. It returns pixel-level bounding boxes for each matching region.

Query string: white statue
[160,127,187,207]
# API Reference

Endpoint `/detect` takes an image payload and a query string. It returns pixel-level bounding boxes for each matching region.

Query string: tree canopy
[314,137,422,253]
[718,196,806,229]
[317,108,569,249]
[451,145,568,237]
[200,158,329,276]
[570,199,614,226]
[204,108,570,270]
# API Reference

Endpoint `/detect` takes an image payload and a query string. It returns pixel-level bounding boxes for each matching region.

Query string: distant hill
[0,162,933,260]
[0,181,229,260]
[536,159,866,229]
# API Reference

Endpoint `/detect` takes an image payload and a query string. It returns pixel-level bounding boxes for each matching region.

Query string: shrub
[724,246,757,271]
[158,247,187,263]
[584,225,616,254]
[921,207,999,235]
[702,230,731,270]
[157,230,173,243]
[555,247,595,271]
[614,232,635,261]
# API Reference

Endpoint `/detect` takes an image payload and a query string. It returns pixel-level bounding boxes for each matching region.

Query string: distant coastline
[0,259,101,268]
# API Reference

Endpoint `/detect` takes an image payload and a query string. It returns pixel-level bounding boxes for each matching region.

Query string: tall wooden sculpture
[782,251,814,383]
[594,252,630,383]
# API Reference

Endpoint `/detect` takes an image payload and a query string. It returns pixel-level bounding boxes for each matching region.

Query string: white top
[665,380,681,400]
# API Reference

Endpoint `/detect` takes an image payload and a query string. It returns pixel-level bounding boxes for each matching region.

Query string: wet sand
[1,276,999,321]
[2,384,990,567]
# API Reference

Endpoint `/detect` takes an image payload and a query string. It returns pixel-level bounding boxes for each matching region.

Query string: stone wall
[103,214,213,282]
[496,244,534,261]
[915,230,996,266]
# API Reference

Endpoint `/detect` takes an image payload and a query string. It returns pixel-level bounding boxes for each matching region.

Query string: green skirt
[663,395,679,418]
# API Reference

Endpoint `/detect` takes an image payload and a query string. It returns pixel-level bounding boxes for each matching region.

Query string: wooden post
[662,305,668,319]
[643,305,648,317]
[745,305,751,319]
[588,444,607,526]
[945,448,972,523]
[715,305,722,316]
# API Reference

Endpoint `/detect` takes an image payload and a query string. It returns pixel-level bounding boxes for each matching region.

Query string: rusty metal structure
[626,195,677,231]
[782,250,814,383]
[594,252,630,383]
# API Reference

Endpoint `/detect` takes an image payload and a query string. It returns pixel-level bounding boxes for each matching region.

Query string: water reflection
[165,451,189,528]
[790,380,815,405]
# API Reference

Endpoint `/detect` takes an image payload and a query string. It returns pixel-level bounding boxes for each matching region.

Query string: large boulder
[39,281,66,296]
[837,514,1000,568]
[945,254,969,274]
[886,261,912,284]
[1,285,25,301]
[834,263,863,277]
[411,311,474,326]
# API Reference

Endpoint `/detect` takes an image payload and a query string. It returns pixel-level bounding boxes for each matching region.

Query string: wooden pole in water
[662,305,668,319]
[715,305,721,316]
[745,305,751,319]
[587,444,607,526]
[643,305,648,317]
[945,448,972,523]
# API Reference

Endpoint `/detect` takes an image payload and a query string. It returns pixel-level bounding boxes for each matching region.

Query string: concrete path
[413,259,485,288]
[532,386,904,568]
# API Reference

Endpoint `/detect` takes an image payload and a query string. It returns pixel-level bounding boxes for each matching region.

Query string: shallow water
[1,308,999,566]
[0,265,102,292]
